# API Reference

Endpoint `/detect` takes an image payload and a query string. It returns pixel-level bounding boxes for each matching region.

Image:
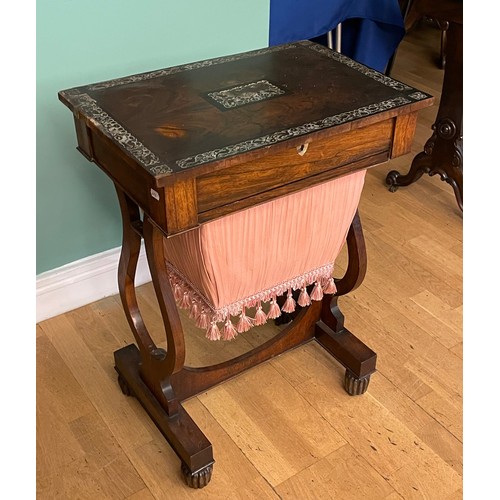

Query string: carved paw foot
[344,370,371,396]
[117,373,133,397]
[181,462,213,488]
[385,170,401,192]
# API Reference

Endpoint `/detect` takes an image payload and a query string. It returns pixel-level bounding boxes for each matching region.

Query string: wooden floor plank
[125,488,156,500]
[293,369,461,491]
[198,362,346,487]
[38,315,155,450]
[415,420,463,476]
[36,333,148,498]
[274,443,396,500]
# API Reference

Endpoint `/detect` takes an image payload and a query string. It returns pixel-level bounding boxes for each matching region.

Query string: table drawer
[196,119,393,214]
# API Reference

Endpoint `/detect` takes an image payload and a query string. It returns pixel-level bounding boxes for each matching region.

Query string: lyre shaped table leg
[316,211,377,395]
[113,186,214,488]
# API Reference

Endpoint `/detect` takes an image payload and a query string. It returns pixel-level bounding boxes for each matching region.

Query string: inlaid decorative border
[66,40,420,95]
[69,91,173,175]
[176,96,411,169]
[80,44,297,91]
[206,80,286,110]
[304,41,413,92]
[61,40,431,176]
[408,91,429,101]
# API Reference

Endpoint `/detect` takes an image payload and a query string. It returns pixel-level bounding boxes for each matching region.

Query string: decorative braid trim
[165,262,337,341]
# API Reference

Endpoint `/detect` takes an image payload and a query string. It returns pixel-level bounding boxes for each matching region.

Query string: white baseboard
[36,244,152,323]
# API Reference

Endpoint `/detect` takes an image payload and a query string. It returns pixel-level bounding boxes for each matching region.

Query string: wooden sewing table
[59,41,433,488]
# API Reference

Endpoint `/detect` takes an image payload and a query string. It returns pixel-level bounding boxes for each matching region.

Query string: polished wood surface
[40,29,463,497]
[59,41,433,236]
[59,41,432,179]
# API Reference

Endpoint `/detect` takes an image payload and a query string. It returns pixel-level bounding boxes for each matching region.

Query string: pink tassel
[254,303,268,326]
[282,289,296,313]
[189,301,199,320]
[222,318,238,341]
[206,321,221,341]
[323,277,337,295]
[180,291,191,309]
[267,297,281,319]
[196,308,210,329]
[173,282,184,304]
[298,287,311,307]
[237,307,253,333]
[310,281,323,301]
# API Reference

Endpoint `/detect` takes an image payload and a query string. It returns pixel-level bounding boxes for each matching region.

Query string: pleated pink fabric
[163,169,366,340]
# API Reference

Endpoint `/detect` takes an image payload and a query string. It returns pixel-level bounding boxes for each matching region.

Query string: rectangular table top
[59,41,432,181]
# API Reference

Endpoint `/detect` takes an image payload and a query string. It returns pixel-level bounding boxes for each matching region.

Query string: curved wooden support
[115,186,157,356]
[317,210,377,392]
[141,216,187,415]
[115,185,185,416]
[172,302,321,401]
[334,210,367,297]
[386,151,431,192]
[142,217,186,374]
[320,209,367,331]
[272,210,366,333]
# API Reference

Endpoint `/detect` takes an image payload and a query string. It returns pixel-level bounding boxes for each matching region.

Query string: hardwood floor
[36,22,462,499]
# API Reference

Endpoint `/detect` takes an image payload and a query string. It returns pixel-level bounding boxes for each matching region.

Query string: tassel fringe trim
[166,262,337,341]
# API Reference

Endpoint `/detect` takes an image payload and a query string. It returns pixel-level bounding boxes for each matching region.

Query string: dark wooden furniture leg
[113,186,214,488]
[113,186,377,487]
[316,210,377,395]
[386,10,462,211]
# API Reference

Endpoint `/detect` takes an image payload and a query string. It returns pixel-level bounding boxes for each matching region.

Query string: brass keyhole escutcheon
[297,143,309,156]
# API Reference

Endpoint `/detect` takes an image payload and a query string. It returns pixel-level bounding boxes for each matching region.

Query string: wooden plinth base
[114,345,215,488]
[114,316,376,488]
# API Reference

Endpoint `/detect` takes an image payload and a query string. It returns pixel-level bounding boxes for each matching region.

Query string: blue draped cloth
[269,0,405,72]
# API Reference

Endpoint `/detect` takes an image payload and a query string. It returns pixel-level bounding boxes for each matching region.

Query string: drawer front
[196,119,393,214]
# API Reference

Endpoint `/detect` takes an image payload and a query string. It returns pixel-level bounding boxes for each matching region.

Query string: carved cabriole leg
[386,151,431,193]
[316,211,377,395]
[386,20,463,212]
[113,186,214,488]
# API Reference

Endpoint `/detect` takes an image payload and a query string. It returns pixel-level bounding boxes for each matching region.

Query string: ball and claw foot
[385,170,401,193]
[344,370,371,396]
[181,462,213,488]
[117,373,132,397]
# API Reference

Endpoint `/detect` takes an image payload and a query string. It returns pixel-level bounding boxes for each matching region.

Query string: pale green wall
[37,1,270,274]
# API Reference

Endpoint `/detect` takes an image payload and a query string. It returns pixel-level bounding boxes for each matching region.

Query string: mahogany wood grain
[198,151,389,225]
[163,178,198,235]
[196,120,393,213]
[391,112,419,158]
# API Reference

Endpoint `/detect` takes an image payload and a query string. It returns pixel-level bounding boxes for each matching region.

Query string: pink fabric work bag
[163,169,366,340]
